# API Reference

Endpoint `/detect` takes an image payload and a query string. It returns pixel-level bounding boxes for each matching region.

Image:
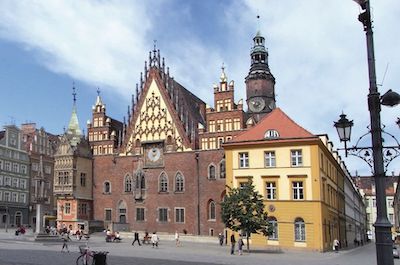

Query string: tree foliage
[220,178,272,251]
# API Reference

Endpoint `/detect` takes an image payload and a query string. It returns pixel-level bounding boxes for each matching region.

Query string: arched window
[268,216,278,240]
[175,173,184,192]
[140,175,146,189]
[294,217,306,242]
[104,181,111,193]
[124,175,132,192]
[219,160,226,179]
[208,200,216,220]
[159,173,168,192]
[208,164,216,180]
[15,211,22,226]
[118,201,127,223]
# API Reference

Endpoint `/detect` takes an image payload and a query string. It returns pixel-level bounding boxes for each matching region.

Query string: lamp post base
[374,221,394,265]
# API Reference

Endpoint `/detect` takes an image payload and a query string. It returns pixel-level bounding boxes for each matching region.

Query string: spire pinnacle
[220,63,227,83]
[67,83,82,141]
[72,82,77,105]
[95,87,104,107]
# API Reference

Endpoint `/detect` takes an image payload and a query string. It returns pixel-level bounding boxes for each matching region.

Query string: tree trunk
[246,234,250,253]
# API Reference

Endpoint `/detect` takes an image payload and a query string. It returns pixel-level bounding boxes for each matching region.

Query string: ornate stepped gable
[121,48,206,155]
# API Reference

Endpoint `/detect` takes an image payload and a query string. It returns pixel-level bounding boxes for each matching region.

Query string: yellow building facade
[224,108,351,252]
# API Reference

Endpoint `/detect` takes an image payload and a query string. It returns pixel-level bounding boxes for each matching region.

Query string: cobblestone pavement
[0,229,399,265]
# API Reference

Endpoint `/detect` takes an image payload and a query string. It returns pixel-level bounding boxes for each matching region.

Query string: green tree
[220,178,271,252]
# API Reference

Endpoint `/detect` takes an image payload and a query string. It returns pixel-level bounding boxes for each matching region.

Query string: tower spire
[245,17,276,120]
[67,83,82,142]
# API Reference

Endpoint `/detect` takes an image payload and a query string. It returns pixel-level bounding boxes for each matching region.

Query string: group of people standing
[229,233,244,255]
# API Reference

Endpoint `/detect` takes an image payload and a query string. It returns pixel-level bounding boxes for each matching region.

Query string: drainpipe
[195,152,200,235]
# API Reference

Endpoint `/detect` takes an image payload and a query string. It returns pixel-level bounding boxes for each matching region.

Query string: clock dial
[249,97,265,112]
[147,147,161,162]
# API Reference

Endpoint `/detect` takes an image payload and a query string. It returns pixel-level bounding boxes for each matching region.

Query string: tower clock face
[147,147,161,162]
[249,97,265,112]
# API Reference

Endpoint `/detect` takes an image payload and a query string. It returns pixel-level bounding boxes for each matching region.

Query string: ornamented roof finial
[220,62,227,83]
[153,39,157,51]
[97,87,100,96]
[72,82,77,105]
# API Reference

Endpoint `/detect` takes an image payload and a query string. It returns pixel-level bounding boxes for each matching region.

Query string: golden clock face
[147,147,161,162]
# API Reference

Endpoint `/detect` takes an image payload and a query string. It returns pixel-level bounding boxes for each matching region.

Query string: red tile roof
[353,176,397,196]
[228,108,315,144]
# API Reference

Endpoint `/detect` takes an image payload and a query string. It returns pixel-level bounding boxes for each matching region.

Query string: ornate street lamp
[335,1,400,264]
[334,113,353,157]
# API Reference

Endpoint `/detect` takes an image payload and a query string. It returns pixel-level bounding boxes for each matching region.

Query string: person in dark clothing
[230,234,236,255]
[218,233,224,246]
[132,231,141,246]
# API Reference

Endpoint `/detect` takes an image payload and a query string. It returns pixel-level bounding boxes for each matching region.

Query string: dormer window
[264,129,279,139]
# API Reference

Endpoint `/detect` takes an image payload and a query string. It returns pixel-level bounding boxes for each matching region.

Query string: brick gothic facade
[87,31,273,235]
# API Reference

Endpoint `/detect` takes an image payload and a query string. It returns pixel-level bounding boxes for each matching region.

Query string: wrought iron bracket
[338,127,400,174]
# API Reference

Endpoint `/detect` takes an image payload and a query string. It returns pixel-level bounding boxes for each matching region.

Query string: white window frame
[266,182,277,200]
[239,152,249,168]
[268,217,278,240]
[294,218,306,242]
[292,181,304,200]
[264,151,276,167]
[291,150,303,167]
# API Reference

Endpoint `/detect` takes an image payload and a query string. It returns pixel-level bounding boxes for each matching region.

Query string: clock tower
[245,30,276,121]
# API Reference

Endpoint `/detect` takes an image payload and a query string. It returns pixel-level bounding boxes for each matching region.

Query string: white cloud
[0,0,398,175]
[0,0,151,95]
[228,0,400,175]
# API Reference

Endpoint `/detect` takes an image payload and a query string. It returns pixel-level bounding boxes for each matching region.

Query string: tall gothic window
[208,200,216,220]
[104,181,111,194]
[159,173,168,192]
[175,173,184,192]
[208,164,216,180]
[124,175,132,192]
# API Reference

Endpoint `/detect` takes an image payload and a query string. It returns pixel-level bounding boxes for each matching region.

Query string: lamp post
[335,1,399,264]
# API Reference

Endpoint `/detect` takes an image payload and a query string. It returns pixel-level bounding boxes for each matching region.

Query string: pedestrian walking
[175,231,181,247]
[333,238,339,253]
[230,233,236,255]
[151,232,159,248]
[238,236,244,255]
[218,232,224,246]
[132,231,141,246]
[61,233,70,252]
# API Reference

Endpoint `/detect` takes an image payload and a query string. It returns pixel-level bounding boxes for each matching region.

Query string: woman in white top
[151,232,159,248]
[175,231,181,247]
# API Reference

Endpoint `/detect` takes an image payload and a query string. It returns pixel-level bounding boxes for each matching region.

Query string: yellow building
[224,108,352,252]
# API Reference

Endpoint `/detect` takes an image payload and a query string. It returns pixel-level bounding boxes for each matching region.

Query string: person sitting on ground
[113,231,121,242]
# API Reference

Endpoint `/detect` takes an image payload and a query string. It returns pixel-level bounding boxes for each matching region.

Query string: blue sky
[0,0,399,175]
